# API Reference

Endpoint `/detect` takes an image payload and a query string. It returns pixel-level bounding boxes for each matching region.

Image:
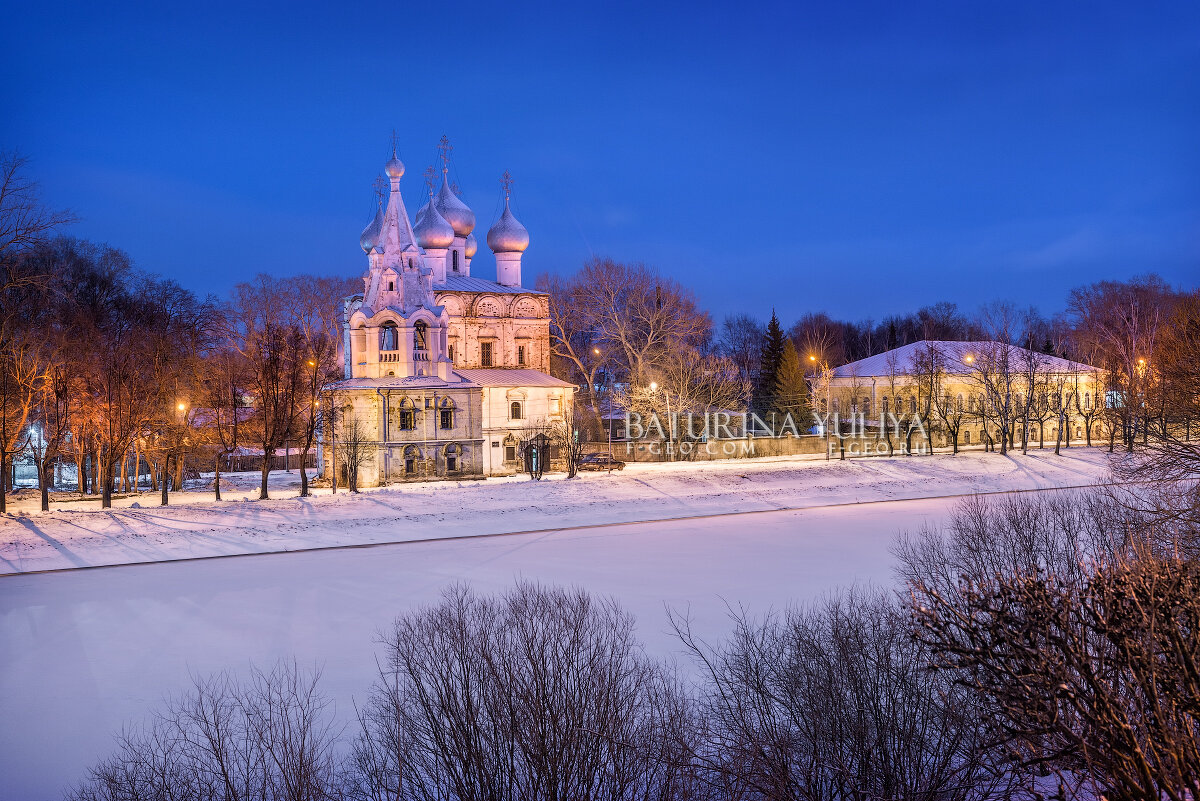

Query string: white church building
[324,139,574,486]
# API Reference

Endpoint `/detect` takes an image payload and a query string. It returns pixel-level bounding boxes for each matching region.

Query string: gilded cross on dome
[423,166,436,197]
[500,170,514,199]
[390,129,400,156]
[437,135,453,174]
[372,176,386,204]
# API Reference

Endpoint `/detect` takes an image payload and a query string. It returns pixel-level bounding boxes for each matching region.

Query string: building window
[505,445,517,462]
[398,409,415,430]
[964,430,971,444]
[449,344,455,362]
[387,281,394,291]
[452,250,459,272]
[481,342,493,367]
[909,396,916,414]
[956,394,964,412]
[1084,392,1091,410]
[861,397,870,417]
[440,408,453,429]
[518,345,526,365]
[510,401,523,420]
[414,321,428,351]
[882,397,889,417]
[380,323,398,352]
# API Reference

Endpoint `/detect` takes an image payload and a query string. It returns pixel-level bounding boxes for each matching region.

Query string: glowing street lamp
[964,354,974,364]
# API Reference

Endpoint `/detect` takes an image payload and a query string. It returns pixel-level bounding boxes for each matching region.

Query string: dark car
[578,452,626,471]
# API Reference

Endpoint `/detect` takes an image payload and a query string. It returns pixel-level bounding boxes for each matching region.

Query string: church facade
[324,140,574,487]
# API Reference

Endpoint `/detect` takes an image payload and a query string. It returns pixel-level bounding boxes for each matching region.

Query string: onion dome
[486,197,529,253]
[359,205,384,253]
[384,154,405,179]
[414,199,455,249]
[435,178,475,237]
[465,232,478,258]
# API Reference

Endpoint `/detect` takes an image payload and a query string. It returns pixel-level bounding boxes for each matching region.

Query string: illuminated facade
[326,140,573,486]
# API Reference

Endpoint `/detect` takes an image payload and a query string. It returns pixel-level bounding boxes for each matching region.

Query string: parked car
[578,452,626,471]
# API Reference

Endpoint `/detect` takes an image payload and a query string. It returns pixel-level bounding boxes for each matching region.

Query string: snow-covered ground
[1,449,1111,574]
[0,450,1115,799]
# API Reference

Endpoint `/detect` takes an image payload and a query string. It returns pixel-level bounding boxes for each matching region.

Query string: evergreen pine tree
[774,339,811,431]
[754,311,785,415]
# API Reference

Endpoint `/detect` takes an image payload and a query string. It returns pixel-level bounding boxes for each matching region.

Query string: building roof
[330,374,480,391]
[455,368,575,388]
[435,274,544,295]
[831,340,1096,378]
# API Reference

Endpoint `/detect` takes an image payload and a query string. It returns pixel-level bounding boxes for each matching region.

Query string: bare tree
[575,258,711,386]
[913,545,1200,799]
[1069,276,1175,452]
[228,275,306,500]
[718,313,763,386]
[348,581,695,801]
[67,660,341,801]
[671,588,1007,801]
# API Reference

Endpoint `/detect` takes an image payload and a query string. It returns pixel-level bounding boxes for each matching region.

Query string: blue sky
[5,1,1198,324]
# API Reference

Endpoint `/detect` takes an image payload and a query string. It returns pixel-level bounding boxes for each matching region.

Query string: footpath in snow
[0,449,1113,574]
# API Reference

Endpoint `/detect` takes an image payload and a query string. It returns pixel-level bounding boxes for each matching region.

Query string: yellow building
[824,340,1103,449]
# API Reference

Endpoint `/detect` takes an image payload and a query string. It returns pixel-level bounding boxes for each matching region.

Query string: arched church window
[861,397,870,417]
[414,321,428,352]
[956,394,964,413]
[1084,392,1091,410]
[444,443,461,472]
[908,396,916,414]
[387,281,394,292]
[882,397,890,417]
[439,398,454,430]
[380,323,398,352]
[403,445,420,475]
[510,401,524,420]
[452,250,460,272]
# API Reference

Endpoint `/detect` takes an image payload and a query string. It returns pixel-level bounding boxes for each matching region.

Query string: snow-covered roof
[832,340,1095,378]
[330,374,480,390]
[455,368,575,388]
[435,275,544,295]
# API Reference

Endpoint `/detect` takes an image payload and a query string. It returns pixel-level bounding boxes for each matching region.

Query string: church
[325,138,574,486]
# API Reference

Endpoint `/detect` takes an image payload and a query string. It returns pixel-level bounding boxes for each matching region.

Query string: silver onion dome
[414,200,455,249]
[486,197,529,253]
[359,205,384,253]
[384,154,405,179]
[465,232,478,258]
[435,179,475,237]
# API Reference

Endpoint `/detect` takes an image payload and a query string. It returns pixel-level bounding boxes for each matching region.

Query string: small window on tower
[517,345,526,365]
[387,281,394,291]
[452,250,460,272]
[449,344,456,362]
[481,342,493,367]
